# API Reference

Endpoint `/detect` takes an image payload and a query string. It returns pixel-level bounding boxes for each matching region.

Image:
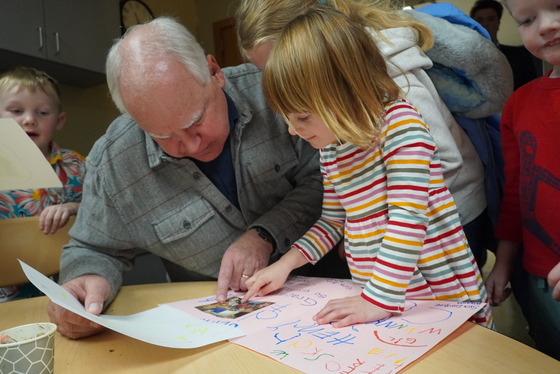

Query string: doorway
[213,18,244,67]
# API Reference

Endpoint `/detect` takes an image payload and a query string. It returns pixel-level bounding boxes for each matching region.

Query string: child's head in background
[262,6,402,149]
[235,0,432,70]
[505,0,560,77]
[0,67,66,158]
[236,0,317,69]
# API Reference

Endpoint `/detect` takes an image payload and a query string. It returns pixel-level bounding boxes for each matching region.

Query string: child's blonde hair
[235,0,433,61]
[263,6,401,149]
[0,67,62,110]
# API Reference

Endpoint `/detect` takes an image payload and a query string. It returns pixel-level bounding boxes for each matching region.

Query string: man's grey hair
[106,17,211,114]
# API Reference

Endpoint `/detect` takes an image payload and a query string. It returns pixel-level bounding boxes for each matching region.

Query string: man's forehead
[121,55,213,138]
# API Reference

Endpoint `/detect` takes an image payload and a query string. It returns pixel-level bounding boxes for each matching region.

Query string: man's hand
[39,203,79,234]
[216,229,272,302]
[47,275,110,339]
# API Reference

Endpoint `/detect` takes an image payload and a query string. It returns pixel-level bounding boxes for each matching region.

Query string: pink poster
[166,277,483,373]
[166,276,363,335]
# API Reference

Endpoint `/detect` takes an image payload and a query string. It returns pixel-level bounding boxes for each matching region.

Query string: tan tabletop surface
[1,282,559,373]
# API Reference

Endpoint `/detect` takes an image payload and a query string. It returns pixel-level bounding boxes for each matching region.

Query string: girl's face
[507,0,560,71]
[0,87,65,158]
[286,112,337,149]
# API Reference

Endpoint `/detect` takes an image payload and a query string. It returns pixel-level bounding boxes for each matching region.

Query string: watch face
[121,0,154,30]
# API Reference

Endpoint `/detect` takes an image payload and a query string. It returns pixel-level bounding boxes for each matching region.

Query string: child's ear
[55,111,67,131]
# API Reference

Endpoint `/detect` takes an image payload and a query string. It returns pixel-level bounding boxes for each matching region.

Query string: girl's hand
[313,295,391,328]
[241,247,309,303]
[39,203,79,234]
[241,260,291,302]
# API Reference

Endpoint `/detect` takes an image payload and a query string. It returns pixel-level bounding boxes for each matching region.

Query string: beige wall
[440,0,522,46]
[57,0,234,156]
[56,84,119,157]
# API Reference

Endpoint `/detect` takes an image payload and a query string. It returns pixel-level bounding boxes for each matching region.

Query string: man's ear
[55,111,67,131]
[206,55,226,88]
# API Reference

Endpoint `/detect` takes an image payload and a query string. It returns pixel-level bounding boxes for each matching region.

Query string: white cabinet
[0,0,121,86]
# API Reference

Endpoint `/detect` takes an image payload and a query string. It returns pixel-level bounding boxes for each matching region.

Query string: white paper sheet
[19,260,245,348]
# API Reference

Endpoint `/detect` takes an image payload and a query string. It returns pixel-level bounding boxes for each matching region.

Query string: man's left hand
[216,229,272,302]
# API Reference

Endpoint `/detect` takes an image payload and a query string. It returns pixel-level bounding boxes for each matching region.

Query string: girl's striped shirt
[293,100,492,327]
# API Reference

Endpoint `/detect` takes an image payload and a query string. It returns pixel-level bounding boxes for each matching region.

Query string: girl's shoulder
[384,99,421,117]
[382,99,429,136]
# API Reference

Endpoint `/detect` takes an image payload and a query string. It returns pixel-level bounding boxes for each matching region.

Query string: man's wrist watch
[255,226,276,250]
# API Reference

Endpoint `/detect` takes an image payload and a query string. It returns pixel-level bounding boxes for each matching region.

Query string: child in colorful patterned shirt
[0,67,86,301]
[242,6,493,329]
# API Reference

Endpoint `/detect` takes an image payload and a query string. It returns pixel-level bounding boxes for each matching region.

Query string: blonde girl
[235,0,492,268]
[242,6,493,329]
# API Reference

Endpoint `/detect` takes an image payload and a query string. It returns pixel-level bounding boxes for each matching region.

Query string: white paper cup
[0,322,56,374]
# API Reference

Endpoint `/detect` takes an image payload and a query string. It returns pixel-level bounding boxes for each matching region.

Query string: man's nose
[176,130,202,156]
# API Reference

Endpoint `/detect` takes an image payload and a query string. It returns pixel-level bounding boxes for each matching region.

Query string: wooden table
[1,282,559,373]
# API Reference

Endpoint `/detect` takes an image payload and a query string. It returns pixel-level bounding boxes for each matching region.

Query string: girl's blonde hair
[0,66,62,110]
[235,0,433,61]
[263,6,401,149]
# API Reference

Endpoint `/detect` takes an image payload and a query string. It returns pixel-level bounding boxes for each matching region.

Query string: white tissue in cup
[0,322,56,374]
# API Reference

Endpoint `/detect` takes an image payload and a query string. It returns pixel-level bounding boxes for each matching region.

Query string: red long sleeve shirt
[496,74,560,278]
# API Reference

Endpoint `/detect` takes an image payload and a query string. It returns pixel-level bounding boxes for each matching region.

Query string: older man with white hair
[47,17,322,339]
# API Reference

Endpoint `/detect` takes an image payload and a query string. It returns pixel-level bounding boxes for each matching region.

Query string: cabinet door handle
[54,32,60,54]
[37,27,43,50]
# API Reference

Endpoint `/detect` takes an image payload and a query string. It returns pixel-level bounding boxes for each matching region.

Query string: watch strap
[255,226,276,250]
